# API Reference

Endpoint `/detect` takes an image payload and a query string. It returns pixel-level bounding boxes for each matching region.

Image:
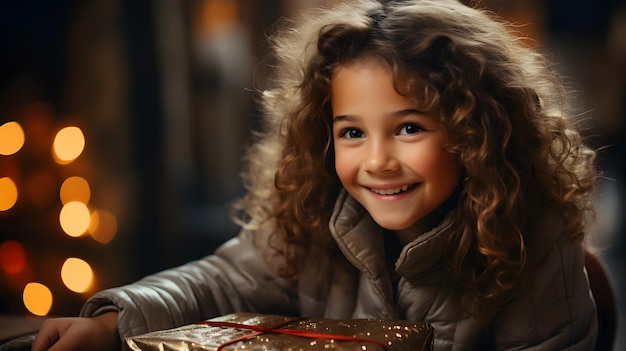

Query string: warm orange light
[60,176,91,205]
[89,210,118,244]
[0,240,27,274]
[61,257,93,293]
[199,0,239,30]
[23,282,53,316]
[59,201,91,237]
[52,126,85,164]
[0,177,18,211]
[0,121,25,155]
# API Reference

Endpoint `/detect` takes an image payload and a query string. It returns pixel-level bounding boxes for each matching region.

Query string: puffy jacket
[82,190,597,350]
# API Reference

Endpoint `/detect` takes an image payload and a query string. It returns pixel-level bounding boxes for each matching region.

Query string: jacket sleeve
[79,228,300,339]
[491,237,598,350]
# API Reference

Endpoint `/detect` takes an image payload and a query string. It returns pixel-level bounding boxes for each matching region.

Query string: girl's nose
[364,141,399,174]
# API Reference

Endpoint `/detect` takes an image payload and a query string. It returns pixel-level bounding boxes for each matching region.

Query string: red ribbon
[196,320,389,351]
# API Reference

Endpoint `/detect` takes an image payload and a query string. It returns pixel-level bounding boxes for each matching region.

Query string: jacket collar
[329,190,456,282]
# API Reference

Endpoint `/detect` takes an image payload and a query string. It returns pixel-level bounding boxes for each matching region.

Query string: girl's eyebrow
[393,108,427,117]
[332,109,427,123]
[332,114,357,123]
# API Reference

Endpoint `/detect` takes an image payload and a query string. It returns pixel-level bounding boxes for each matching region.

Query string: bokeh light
[0,177,19,211]
[89,210,118,244]
[0,240,27,274]
[23,282,53,316]
[0,121,25,155]
[61,257,93,293]
[59,201,91,237]
[52,126,85,164]
[60,176,91,205]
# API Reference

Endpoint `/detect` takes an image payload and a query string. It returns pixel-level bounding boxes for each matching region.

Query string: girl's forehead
[332,58,432,110]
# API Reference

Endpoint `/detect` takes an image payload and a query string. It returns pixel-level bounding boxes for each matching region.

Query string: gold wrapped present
[125,313,433,351]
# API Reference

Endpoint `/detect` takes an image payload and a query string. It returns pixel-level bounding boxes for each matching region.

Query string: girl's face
[331,58,463,243]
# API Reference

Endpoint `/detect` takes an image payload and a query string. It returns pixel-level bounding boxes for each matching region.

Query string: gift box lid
[125,313,433,351]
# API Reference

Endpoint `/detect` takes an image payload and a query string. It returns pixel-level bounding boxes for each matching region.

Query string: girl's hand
[31,312,120,351]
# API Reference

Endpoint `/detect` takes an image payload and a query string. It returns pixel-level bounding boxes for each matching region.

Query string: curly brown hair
[233,0,597,308]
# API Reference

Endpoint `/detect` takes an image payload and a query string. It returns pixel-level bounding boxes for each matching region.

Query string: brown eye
[341,128,364,139]
[399,124,424,135]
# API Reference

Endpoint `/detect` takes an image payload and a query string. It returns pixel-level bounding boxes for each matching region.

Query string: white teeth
[371,184,411,195]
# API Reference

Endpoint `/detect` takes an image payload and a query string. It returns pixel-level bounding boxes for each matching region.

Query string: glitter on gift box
[125,313,433,351]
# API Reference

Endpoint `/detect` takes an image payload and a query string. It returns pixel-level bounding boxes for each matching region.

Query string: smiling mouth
[370,183,417,195]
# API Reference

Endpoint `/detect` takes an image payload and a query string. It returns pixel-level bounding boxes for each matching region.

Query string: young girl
[33,0,599,350]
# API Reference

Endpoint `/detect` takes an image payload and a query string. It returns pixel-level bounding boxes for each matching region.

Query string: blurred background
[0,0,624,348]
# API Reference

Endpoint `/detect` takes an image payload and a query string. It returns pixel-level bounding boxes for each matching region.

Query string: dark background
[1,0,624,348]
